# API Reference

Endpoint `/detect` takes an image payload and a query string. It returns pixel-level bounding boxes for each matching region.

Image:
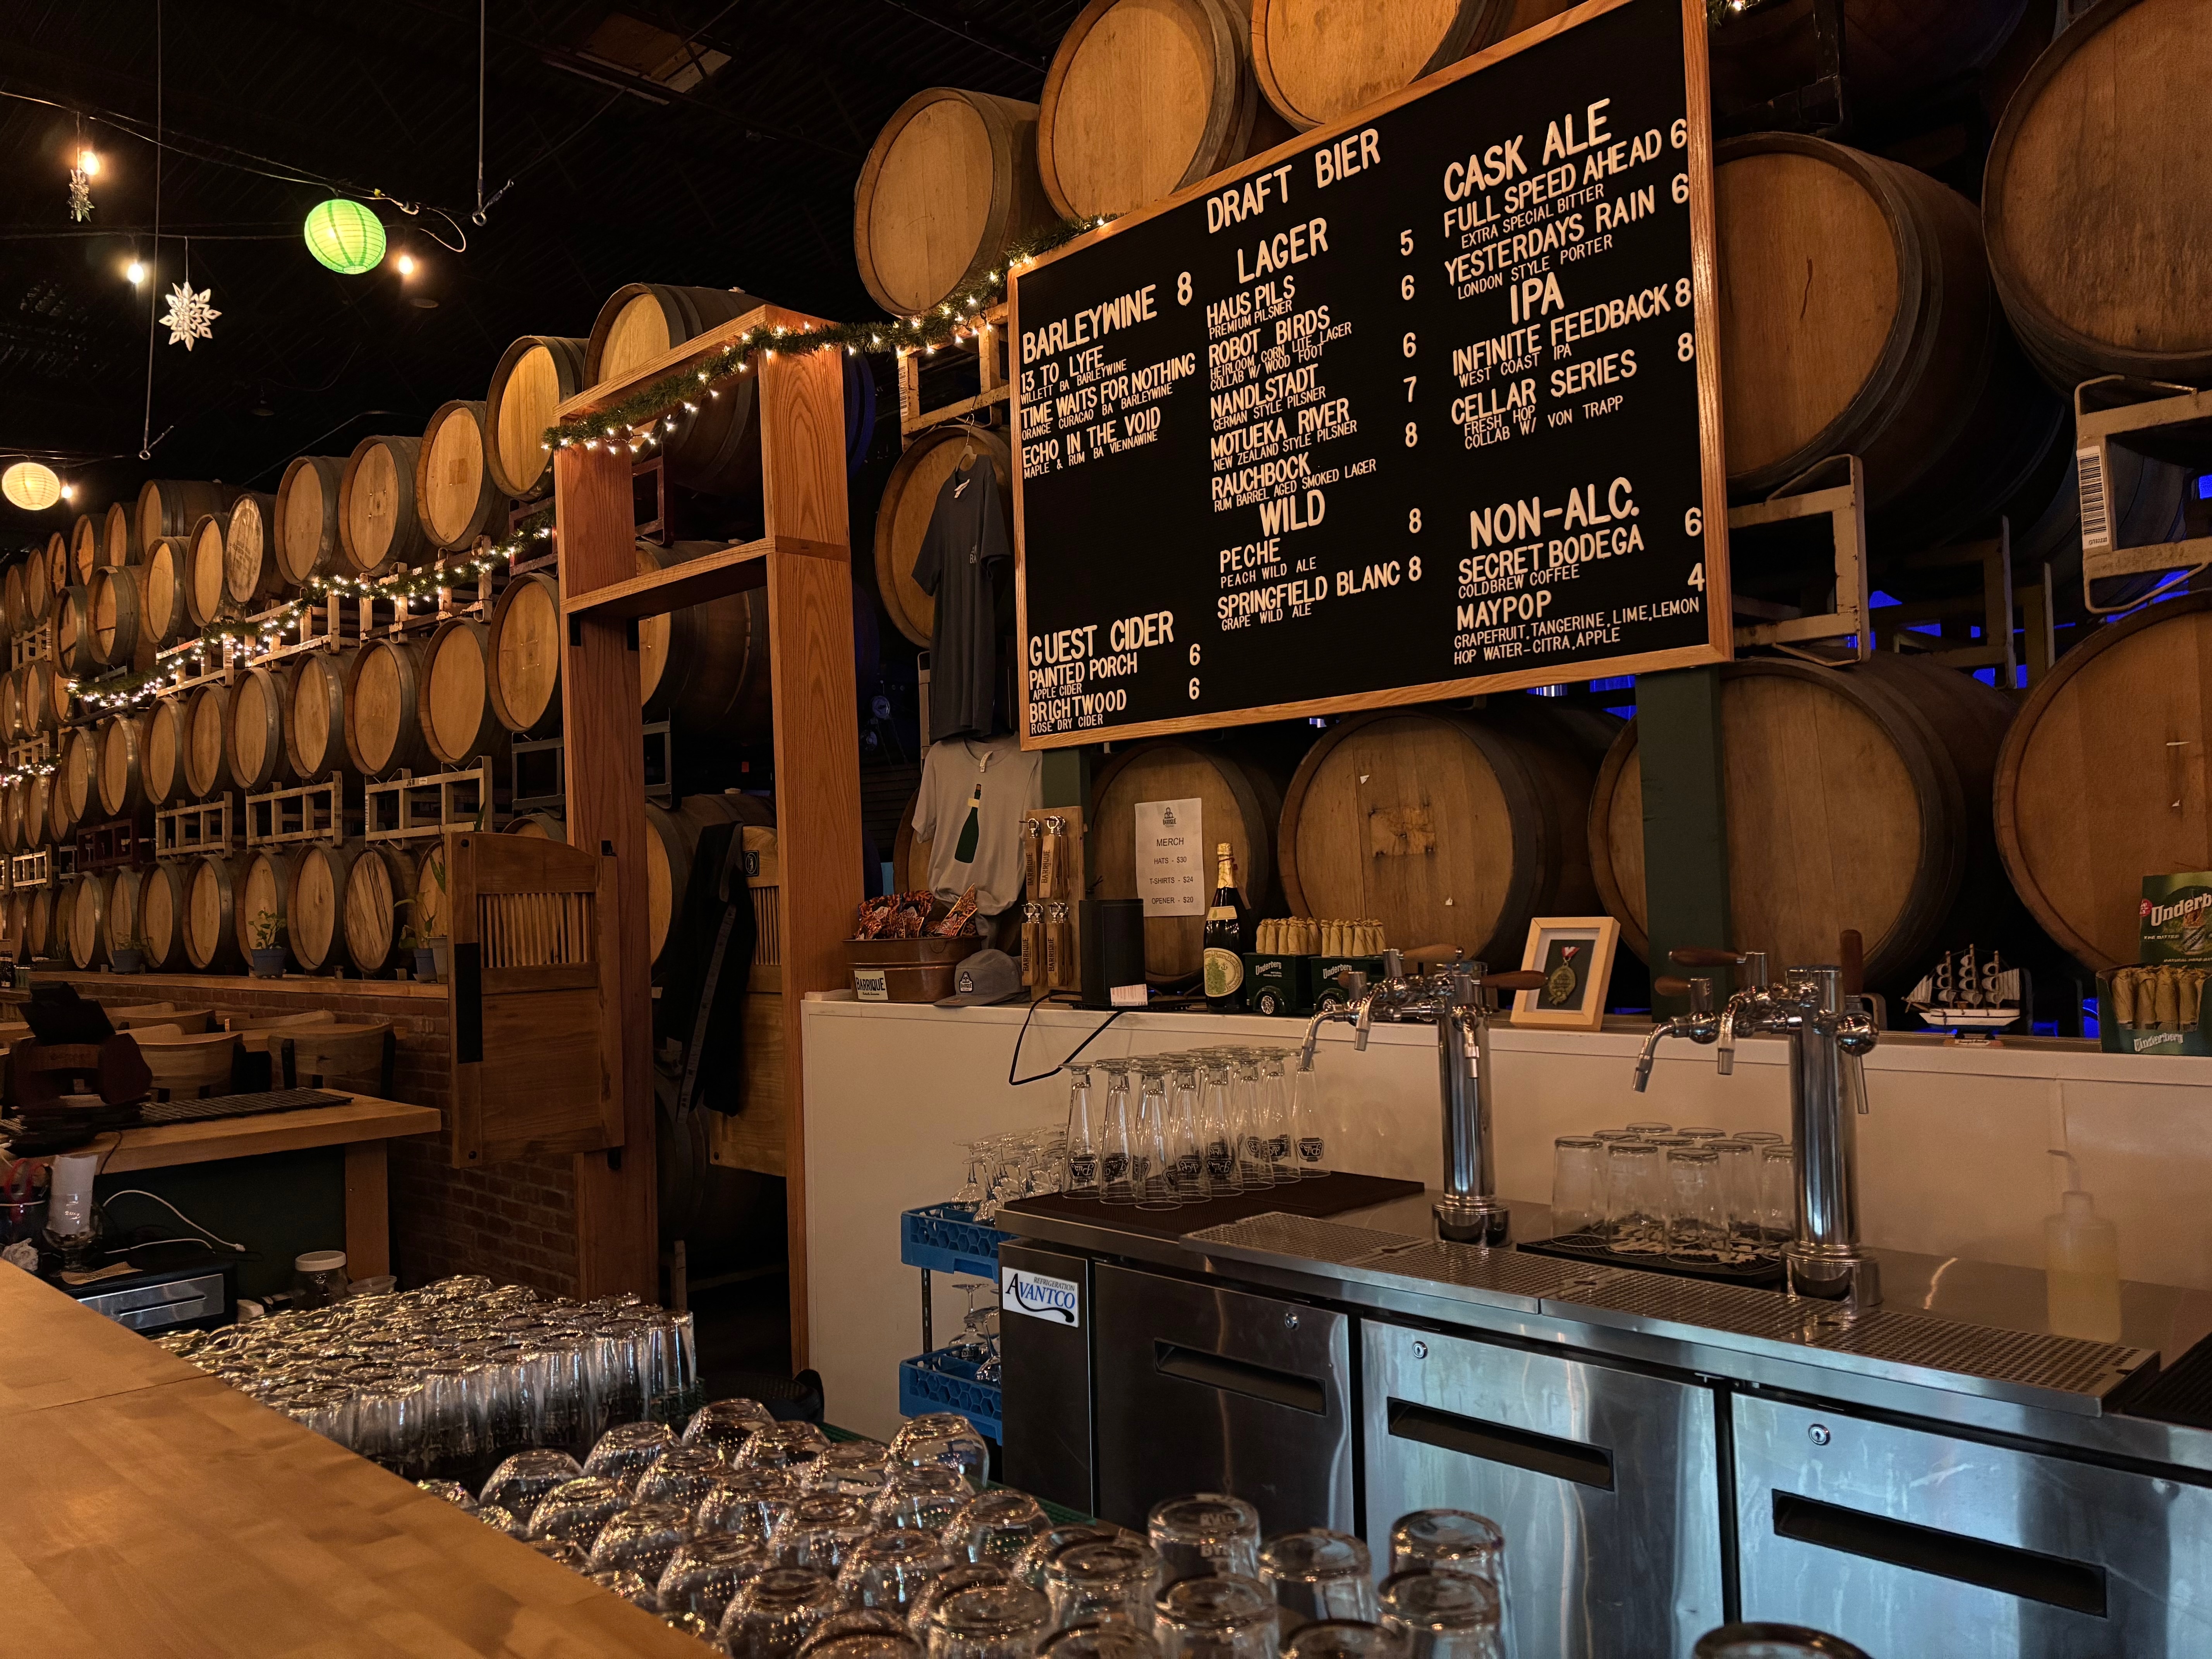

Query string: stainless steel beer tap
[1633,939,1882,1310]
[1299,946,1542,1247]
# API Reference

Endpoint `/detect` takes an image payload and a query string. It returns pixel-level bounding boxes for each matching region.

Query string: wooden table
[82,1094,442,1281]
[0,1269,703,1657]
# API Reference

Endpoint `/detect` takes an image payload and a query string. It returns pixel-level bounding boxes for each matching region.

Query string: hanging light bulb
[77,149,101,177]
[394,252,417,278]
[125,259,146,285]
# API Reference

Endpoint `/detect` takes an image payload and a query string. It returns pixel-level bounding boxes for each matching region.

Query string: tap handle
[1654,975,1714,1014]
[1671,946,1768,988]
[1400,944,1461,967]
[1483,970,1544,992]
[1839,929,1865,999]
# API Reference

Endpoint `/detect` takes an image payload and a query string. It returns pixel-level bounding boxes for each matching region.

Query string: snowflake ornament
[161,281,219,350]
[67,168,93,223]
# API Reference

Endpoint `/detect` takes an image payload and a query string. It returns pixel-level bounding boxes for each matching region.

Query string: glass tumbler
[584,1419,676,1493]
[1757,1144,1797,1249]
[1283,1625,1409,1659]
[1604,1141,1664,1254]
[1666,1147,1726,1258]
[1149,1494,1262,1583]
[1229,1053,1275,1190]
[906,1564,1012,1641]
[1255,1052,1298,1182]
[840,1530,958,1615]
[1043,1624,1165,1659]
[1097,1060,1136,1206]
[872,1465,974,1533]
[808,1439,895,1498]
[637,1443,727,1509]
[1013,1525,1122,1590]
[657,1535,773,1626]
[1549,1137,1606,1240]
[699,1467,804,1544]
[891,1415,991,1490]
[722,1564,842,1659]
[481,1447,584,1527]
[924,1581,1054,1659]
[1625,1121,1673,1137]
[1377,1572,1503,1659]
[1132,1061,1180,1211]
[1707,1140,1760,1250]
[1043,1538,1163,1628]
[741,1420,833,1473]
[1164,1058,1212,1204]
[529,1475,628,1551]
[1386,1511,1505,1585]
[1691,1623,1873,1658]
[805,1633,926,1659]
[1198,1061,1243,1197]
[1063,1065,1102,1199]
[944,1489,1052,1568]
[1257,1530,1377,1630]
[1289,1062,1328,1178]
[589,1500,694,1580]
[1153,1575,1279,1659]
[771,1490,877,1571]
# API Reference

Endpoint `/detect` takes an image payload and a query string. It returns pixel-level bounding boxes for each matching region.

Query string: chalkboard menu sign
[1011,0,1729,748]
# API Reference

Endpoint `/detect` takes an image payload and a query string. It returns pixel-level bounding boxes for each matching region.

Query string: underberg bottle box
[2099,874,2212,1055]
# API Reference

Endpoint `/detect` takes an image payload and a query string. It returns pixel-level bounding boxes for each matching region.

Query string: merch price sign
[1011,0,1730,748]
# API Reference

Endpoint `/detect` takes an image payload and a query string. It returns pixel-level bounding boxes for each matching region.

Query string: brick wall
[41,969,579,1298]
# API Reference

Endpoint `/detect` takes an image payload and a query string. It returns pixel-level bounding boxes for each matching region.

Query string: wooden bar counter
[0,1267,703,1656]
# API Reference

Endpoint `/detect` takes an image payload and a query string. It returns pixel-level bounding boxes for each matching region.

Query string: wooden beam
[342,1141,390,1281]
[559,535,850,622]
[555,441,659,1301]
[554,306,840,428]
[1637,667,1733,1012]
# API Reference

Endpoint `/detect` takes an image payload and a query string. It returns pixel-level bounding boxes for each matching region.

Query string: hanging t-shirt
[912,453,1010,741]
[914,735,1041,917]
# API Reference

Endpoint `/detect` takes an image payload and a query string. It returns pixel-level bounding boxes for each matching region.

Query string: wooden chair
[108,1005,213,1035]
[224,1010,338,1035]
[280,1022,394,1096]
[133,1030,242,1101]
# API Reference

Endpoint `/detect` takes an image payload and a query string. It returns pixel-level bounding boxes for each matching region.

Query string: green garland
[540,216,1107,453]
[65,510,556,717]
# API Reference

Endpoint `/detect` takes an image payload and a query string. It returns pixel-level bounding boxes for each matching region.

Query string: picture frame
[1513,916,1621,1030]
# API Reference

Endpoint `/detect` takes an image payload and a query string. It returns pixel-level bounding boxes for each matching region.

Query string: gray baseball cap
[936,949,1024,1008]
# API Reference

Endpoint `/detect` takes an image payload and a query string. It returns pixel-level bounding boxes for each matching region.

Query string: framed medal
[1513,917,1621,1030]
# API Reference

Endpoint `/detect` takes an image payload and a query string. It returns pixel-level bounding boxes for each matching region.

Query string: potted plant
[249,911,287,979]
[111,928,147,975]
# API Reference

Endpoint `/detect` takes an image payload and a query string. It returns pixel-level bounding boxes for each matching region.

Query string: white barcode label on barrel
[2077,446,2111,553]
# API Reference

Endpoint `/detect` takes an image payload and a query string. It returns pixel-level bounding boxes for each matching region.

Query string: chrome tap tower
[1301,948,1542,1246]
[1635,946,1882,1310]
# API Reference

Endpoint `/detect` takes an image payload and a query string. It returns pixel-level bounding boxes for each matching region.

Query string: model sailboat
[1905,945,2023,1033]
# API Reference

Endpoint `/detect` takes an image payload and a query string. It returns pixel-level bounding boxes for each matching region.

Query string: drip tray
[1518,1233,1785,1288]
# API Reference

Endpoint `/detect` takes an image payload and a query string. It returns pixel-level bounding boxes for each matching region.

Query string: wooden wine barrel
[0,780,20,857]
[142,536,192,644]
[25,884,58,962]
[1249,0,1575,131]
[1591,656,2020,990]
[22,773,52,850]
[853,89,1057,318]
[1280,706,1611,969]
[339,434,430,575]
[1994,594,2212,970]
[49,526,77,601]
[33,534,62,617]
[48,747,83,845]
[1712,0,2037,124]
[419,618,509,766]
[184,512,232,629]
[236,847,296,965]
[53,585,94,676]
[286,651,352,779]
[87,564,152,670]
[343,844,415,974]
[412,841,450,945]
[638,543,772,740]
[344,638,429,777]
[101,499,139,571]
[644,793,776,969]
[0,668,20,742]
[584,284,767,496]
[872,426,1014,647]
[287,841,358,972]
[183,852,248,972]
[486,571,562,735]
[97,711,149,819]
[142,698,187,807]
[3,890,25,962]
[137,480,237,555]
[139,860,191,972]
[64,871,106,969]
[275,456,346,586]
[505,811,567,840]
[483,335,588,501]
[105,866,143,962]
[69,513,100,587]
[227,665,291,792]
[416,399,505,551]
[1716,132,2060,549]
[183,682,232,800]
[1984,0,2211,389]
[57,725,99,831]
[22,661,66,736]
[3,563,23,637]
[223,490,283,608]
[1095,740,1289,982]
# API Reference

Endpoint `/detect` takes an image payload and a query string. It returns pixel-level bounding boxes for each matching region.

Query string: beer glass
[1063,1065,1102,1198]
[529,1475,628,1551]
[770,1491,876,1571]
[722,1564,841,1659]
[1043,1625,1164,1659]
[1149,1494,1262,1583]
[1604,1141,1663,1254]
[839,1530,958,1615]
[698,1467,804,1544]
[1164,1057,1212,1204]
[945,1490,1052,1568]
[1132,1060,1180,1211]
[584,1418,677,1493]
[1386,1511,1504,1585]
[1707,1140,1760,1250]
[1229,1052,1275,1190]
[1043,1539,1163,1628]
[872,1465,974,1533]
[1283,1626,1410,1659]
[588,1500,695,1580]
[1258,1530,1377,1630]
[890,1413,990,1490]
[636,1443,726,1509]
[1198,1061,1243,1196]
[1549,1137,1606,1239]
[1288,1062,1328,1178]
[658,1536,773,1626]
[1666,1147,1726,1258]
[1153,1575,1279,1659]
[807,1439,895,1498]
[1757,1143,1796,1250]
[923,1582,1053,1659]
[1691,1623,1872,1658]
[1377,1572,1503,1659]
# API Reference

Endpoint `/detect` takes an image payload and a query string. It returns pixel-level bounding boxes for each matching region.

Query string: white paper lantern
[1,462,62,512]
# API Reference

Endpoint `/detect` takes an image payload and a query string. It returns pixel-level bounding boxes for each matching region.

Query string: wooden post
[1636,666,1733,1013]
[554,441,658,1299]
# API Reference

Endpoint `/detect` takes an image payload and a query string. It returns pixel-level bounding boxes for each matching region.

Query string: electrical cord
[101,1190,246,1252]
[1008,993,1124,1087]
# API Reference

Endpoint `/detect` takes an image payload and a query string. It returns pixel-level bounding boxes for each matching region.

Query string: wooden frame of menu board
[1009,0,1730,750]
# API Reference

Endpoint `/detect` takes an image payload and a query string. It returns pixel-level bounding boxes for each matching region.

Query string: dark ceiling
[0,0,1085,520]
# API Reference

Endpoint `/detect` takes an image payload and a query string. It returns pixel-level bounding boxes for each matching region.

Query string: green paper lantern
[303,198,387,275]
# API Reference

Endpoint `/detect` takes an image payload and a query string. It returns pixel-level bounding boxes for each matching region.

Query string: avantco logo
[1000,1266,1081,1327]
